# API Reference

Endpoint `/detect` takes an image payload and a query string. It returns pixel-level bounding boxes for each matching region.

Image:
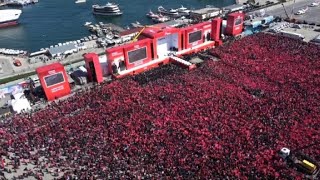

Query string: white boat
[131,21,144,28]
[92,2,123,16]
[158,6,180,17]
[152,16,170,23]
[177,5,191,16]
[146,10,160,19]
[84,22,92,26]
[75,0,86,3]
[6,0,36,7]
[0,9,22,28]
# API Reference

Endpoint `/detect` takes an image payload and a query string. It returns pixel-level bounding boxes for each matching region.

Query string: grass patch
[0,71,36,85]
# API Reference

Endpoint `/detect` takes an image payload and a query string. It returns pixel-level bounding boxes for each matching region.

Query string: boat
[152,16,170,23]
[177,5,191,16]
[75,0,86,4]
[92,2,123,16]
[131,21,144,28]
[84,22,92,26]
[158,6,179,17]
[146,10,160,19]
[6,0,37,7]
[0,9,22,28]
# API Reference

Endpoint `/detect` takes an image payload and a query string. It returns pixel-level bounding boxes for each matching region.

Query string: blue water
[0,0,234,52]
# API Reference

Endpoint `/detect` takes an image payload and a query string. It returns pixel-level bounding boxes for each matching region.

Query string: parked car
[13,59,22,66]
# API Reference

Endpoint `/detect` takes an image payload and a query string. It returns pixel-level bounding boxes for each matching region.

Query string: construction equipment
[281,3,290,20]
[132,26,147,42]
[279,142,320,179]
[131,25,164,42]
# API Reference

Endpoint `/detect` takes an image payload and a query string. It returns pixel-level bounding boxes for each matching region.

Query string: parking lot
[264,0,320,24]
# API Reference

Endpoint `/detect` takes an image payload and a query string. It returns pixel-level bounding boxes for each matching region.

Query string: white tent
[8,93,32,114]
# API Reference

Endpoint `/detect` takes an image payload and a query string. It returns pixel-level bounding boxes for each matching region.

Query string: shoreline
[0,45,105,88]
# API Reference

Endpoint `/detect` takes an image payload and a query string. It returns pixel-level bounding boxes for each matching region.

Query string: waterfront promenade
[0,40,105,88]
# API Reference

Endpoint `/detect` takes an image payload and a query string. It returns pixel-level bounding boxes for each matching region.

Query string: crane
[131,26,147,42]
[290,0,296,19]
[281,3,290,20]
[131,25,164,42]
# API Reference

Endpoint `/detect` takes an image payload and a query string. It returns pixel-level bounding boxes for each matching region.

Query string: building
[48,43,77,58]
[190,7,221,21]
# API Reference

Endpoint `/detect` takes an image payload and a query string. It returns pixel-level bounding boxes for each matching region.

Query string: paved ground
[0,56,15,76]
[0,40,104,80]
[263,0,320,24]
[2,152,64,180]
[0,41,105,89]
[283,26,320,41]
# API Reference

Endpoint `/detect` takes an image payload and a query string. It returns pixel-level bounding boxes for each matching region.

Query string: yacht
[146,10,160,19]
[158,6,180,17]
[152,16,170,23]
[92,2,123,16]
[0,9,22,28]
[177,5,191,16]
[131,21,144,28]
[75,0,86,4]
[84,22,92,26]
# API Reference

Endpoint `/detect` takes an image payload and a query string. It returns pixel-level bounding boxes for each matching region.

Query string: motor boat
[177,5,191,16]
[6,0,35,7]
[152,16,170,23]
[84,22,92,26]
[131,21,144,28]
[146,10,160,19]
[75,0,86,4]
[92,2,123,16]
[158,6,180,17]
[0,9,22,28]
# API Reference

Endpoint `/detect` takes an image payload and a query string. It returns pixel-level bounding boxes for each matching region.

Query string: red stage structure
[84,53,103,84]
[85,20,225,79]
[211,17,223,46]
[225,12,244,36]
[36,62,71,101]
[141,25,182,59]
[106,38,153,75]
[181,21,212,50]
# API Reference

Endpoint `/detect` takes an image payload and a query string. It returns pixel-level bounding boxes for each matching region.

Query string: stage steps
[169,56,196,70]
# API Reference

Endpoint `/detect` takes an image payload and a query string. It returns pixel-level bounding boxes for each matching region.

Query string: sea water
[0,0,234,52]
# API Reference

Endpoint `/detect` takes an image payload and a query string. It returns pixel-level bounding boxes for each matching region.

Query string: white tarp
[9,93,31,113]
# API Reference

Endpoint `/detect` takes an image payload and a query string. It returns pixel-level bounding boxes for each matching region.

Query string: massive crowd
[0,33,320,179]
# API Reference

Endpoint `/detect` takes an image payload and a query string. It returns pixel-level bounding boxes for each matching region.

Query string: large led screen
[188,30,202,43]
[128,47,147,63]
[44,72,65,87]
[235,17,242,26]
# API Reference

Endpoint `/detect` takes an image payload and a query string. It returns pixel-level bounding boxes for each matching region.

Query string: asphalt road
[264,0,320,24]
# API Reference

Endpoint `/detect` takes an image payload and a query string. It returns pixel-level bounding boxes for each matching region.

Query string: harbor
[0,0,39,7]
